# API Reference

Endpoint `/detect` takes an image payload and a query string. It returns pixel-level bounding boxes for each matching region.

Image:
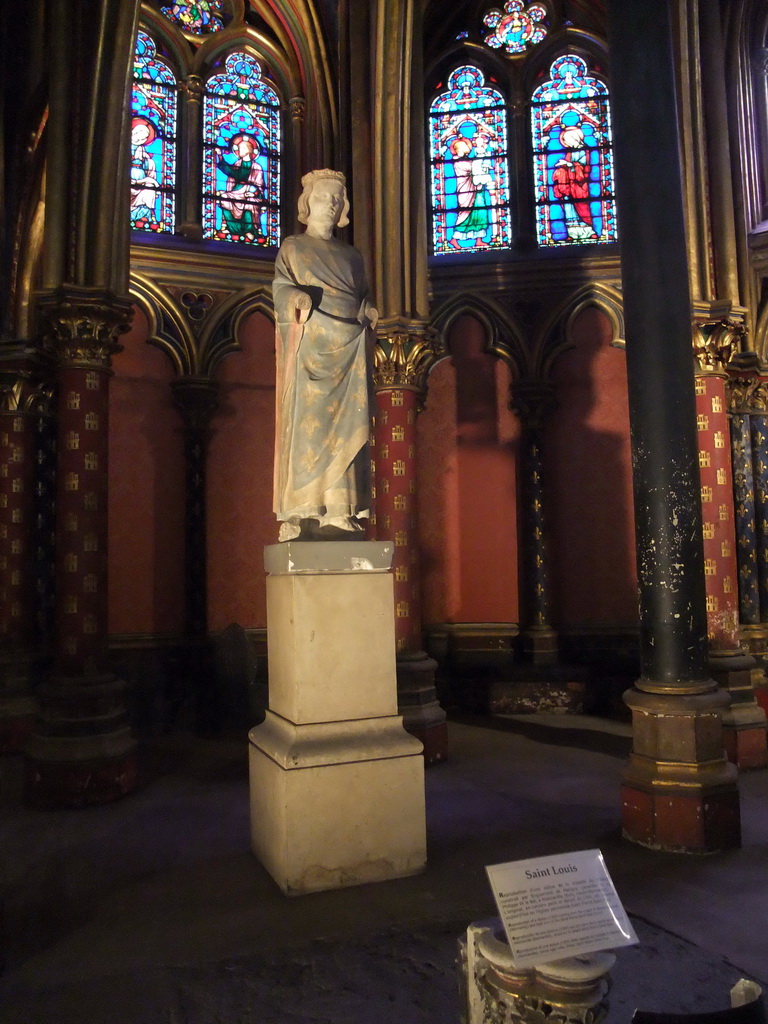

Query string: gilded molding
[373,329,443,394]
[727,377,768,414]
[692,318,746,375]
[37,290,133,370]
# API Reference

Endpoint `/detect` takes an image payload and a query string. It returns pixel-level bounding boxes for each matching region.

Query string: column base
[24,672,137,807]
[520,628,558,666]
[0,694,38,754]
[396,653,447,765]
[621,685,741,852]
[0,650,40,753]
[25,737,137,808]
[709,651,768,770]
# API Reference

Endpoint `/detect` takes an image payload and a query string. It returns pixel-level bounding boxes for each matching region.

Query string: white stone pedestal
[249,541,426,895]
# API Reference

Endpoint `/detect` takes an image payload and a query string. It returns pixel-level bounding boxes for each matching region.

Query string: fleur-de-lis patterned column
[25,288,137,807]
[170,376,219,731]
[373,329,447,763]
[729,377,768,714]
[0,358,52,751]
[509,380,558,664]
[694,322,767,769]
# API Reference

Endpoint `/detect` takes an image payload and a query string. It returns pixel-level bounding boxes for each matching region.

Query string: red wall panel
[108,307,185,635]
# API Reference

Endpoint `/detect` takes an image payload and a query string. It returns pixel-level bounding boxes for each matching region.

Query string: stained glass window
[429,66,512,255]
[160,0,225,34]
[530,54,617,247]
[483,1,547,55]
[202,53,281,246]
[130,30,177,234]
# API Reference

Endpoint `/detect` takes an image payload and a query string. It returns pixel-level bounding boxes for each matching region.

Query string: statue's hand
[293,290,312,324]
[364,303,379,330]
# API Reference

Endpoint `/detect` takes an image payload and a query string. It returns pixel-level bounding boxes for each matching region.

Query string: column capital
[692,317,746,375]
[509,379,556,431]
[170,375,220,434]
[289,96,306,122]
[182,74,203,103]
[36,287,133,370]
[0,358,54,415]
[373,327,443,395]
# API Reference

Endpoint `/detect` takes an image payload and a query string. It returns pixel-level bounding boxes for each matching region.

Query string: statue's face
[307,179,344,230]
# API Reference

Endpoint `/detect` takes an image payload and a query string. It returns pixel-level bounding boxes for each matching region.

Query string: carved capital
[170,376,220,434]
[509,379,556,431]
[727,376,768,414]
[0,354,55,415]
[37,288,133,370]
[290,96,306,122]
[373,328,443,395]
[182,74,203,103]
[692,318,745,375]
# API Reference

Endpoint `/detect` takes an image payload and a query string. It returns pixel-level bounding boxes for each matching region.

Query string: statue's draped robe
[272,232,372,524]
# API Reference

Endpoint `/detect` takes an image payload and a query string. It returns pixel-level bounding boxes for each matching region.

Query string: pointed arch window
[429,66,512,254]
[130,30,178,234]
[202,53,281,247]
[530,54,617,247]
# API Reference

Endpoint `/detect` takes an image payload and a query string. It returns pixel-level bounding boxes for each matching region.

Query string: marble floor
[1,715,766,1023]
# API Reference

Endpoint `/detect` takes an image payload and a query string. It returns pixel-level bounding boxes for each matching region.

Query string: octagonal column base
[621,685,741,852]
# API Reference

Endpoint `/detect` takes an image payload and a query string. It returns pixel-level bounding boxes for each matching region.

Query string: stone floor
[1,714,766,1023]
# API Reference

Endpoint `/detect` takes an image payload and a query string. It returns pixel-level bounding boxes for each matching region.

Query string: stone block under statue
[249,541,427,895]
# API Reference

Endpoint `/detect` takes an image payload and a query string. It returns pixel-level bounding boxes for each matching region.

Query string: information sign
[486,848,638,969]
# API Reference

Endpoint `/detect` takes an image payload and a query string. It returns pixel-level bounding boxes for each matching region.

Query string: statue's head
[298,169,350,229]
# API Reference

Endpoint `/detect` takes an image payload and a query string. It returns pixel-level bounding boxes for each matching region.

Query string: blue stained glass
[160,0,225,34]
[131,30,177,234]
[530,54,618,247]
[202,53,281,247]
[429,66,512,254]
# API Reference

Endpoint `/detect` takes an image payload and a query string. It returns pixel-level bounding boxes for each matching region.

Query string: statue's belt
[316,307,362,326]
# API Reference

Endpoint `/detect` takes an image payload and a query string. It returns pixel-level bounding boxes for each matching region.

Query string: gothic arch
[532,282,624,379]
[201,287,275,375]
[430,293,527,379]
[129,272,197,376]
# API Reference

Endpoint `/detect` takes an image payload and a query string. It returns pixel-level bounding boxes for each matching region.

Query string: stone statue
[272,169,378,541]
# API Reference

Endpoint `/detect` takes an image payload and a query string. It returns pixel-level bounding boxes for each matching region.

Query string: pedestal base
[250,542,427,894]
[249,712,425,894]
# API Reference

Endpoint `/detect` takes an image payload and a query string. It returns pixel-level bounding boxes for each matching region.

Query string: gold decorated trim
[373,328,443,394]
[692,318,745,375]
[37,288,133,370]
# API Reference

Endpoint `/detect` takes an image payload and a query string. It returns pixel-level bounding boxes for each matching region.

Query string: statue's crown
[301,168,346,189]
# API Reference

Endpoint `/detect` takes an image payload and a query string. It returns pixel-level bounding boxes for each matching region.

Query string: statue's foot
[318,515,364,533]
[278,518,302,542]
[304,515,365,541]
